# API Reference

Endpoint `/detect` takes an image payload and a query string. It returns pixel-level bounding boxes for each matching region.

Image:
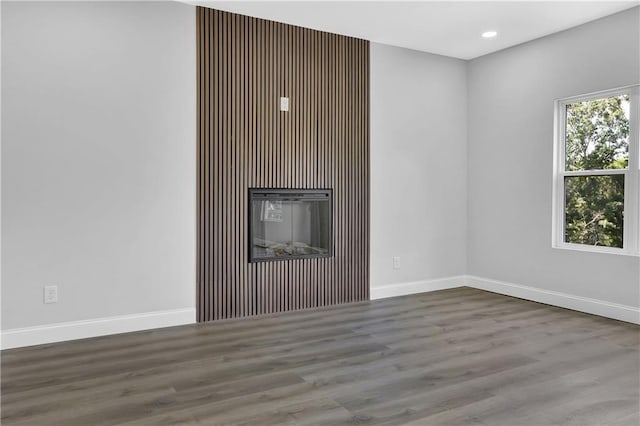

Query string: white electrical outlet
[44,285,58,304]
[280,96,289,112]
[393,256,401,269]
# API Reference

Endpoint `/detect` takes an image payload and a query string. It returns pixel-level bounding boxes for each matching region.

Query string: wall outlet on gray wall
[44,285,58,304]
[393,257,401,269]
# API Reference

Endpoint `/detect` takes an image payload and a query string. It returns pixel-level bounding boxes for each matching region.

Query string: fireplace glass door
[249,189,332,262]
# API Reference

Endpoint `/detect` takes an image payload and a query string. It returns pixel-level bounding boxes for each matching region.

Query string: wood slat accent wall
[196,7,369,322]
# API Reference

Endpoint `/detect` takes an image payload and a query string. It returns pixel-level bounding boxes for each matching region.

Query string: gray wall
[2,1,636,334]
[370,43,468,288]
[1,1,196,329]
[467,7,640,306]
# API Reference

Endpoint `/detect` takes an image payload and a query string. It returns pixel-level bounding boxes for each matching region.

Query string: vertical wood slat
[197,7,369,322]
[196,11,202,321]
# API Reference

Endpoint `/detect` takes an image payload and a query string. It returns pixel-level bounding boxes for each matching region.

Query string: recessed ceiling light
[482,31,497,38]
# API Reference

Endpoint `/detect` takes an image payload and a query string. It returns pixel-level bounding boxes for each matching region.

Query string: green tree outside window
[564,95,629,248]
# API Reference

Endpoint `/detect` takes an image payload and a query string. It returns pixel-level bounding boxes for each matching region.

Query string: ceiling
[187,1,639,60]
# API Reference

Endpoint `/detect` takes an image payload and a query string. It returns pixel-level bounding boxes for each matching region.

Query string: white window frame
[552,85,640,256]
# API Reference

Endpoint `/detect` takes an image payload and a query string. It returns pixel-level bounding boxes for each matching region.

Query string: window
[553,86,639,255]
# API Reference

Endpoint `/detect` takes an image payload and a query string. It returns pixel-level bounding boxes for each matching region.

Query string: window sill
[553,243,640,257]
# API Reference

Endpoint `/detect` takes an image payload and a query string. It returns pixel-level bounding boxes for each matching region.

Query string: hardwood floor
[1,287,639,425]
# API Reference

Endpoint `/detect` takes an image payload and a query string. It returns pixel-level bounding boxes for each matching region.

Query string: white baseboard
[371,274,639,325]
[1,308,196,350]
[466,275,640,325]
[3,275,636,350]
[370,276,465,300]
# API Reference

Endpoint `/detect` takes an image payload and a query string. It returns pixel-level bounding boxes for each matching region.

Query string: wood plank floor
[1,287,639,425]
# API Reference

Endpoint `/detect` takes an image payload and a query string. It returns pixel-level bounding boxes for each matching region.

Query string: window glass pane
[565,95,630,171]
[564,175,624,248]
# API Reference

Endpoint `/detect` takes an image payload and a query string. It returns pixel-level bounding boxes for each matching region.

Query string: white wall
[467,8,640,307]
[1,1,196,330]
[370,43,468,293]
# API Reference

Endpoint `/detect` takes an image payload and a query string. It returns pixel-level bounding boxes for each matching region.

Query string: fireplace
[249,189,332,262]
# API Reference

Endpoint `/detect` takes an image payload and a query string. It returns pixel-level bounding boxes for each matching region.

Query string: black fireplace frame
[248,188,333,263]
